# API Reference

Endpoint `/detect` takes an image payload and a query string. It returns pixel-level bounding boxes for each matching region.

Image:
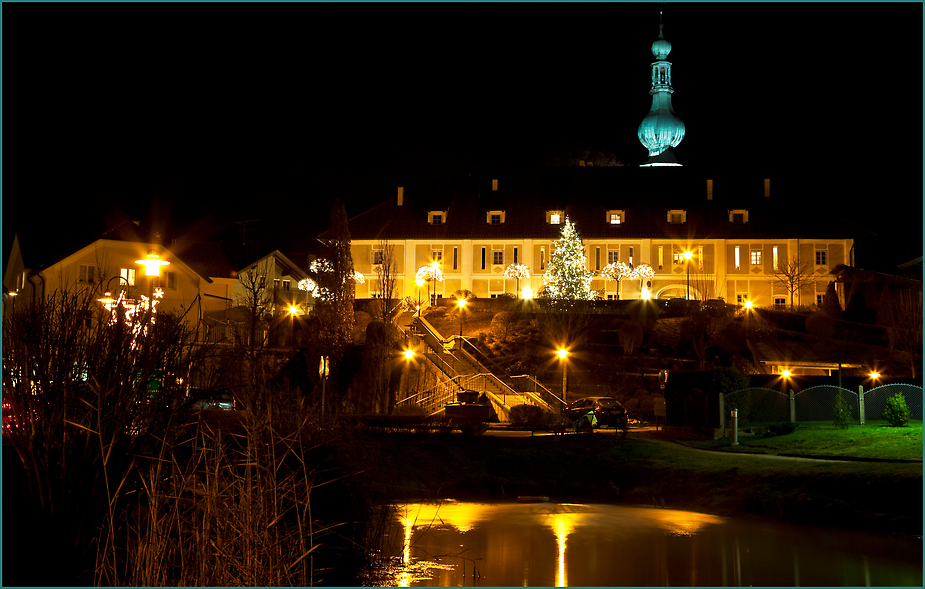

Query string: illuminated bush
[883,393,911,427]
[832,390,854,429]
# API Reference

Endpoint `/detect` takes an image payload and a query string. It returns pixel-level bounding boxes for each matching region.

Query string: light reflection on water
[372,501,922,587]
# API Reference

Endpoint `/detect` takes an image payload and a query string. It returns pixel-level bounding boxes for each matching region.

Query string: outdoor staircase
[398,314,564,422]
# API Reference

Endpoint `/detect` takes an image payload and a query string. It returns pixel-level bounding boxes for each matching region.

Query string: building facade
[344,169,855,309]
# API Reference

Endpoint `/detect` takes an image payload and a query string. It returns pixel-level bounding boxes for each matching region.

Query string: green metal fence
[723,383,922,427]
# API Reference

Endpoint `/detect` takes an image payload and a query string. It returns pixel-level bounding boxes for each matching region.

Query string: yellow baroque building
[345,168,856,309]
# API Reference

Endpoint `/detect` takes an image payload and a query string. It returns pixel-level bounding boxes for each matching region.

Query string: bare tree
[767,256,812,310]
[233,265,274,412]
[374,239,400,325]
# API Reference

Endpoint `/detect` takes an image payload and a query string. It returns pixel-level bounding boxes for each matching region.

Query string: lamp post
[416,278,424,317]
[457,298,466,339]
[557,348,569,405]
[683,250,693,301]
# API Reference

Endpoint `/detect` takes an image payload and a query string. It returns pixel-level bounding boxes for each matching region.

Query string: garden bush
[510,404,546,426]
[883,393,911,427]
[765,422,799,437]
[832,390,854,429]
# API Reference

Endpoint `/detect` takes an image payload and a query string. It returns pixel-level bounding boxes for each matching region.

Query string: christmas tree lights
[542,217,596,300]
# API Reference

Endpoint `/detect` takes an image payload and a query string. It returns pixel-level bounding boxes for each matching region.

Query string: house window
[493,251,504,265]
[550,213,561,224]
[607,294,618,300]
[815,248,827,266]
[481,248,486,270]
[733,213,744,224]
[774,297,787,307]
[513,247,518,264]
[734,246,741,271]
[373,250,384,265]
[736,294,747,305]
[628,247,634,266]
[667,210,686,224]
[453,247,458,270]
[428,211,446,224]
[79,265,96,284]
[540,246,546,271]
[158,271,177,291]
[431,214,443,225]
[658,246,664,270]
[282,280,291,291]
[608,210,624,225]
[274,278,281,289]
[431,250,443,263]
[595,247,601,271]
[772,246,779,270]
[750,248,762,266]
[490,214,502,225]
[120,268,136,286]
[698,246,704,270]
[608,250,619,264]
[817,294,825,306]
[672,250,684,265]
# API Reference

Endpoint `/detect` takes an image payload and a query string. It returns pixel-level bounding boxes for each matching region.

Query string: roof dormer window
[607,210,625,225]
[729,209,749,224]
[548,210,564,224]
[667,209,686,224]
[486,210,506,225]
[428,210,447,225]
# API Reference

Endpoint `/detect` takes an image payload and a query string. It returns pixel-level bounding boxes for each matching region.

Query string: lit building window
[120,268,136,286]
[772,246,779,270]
[750,248,762,266]
[608,210,625,225]
[628,246,634,266]
[283,280,290,291]
[658,246,664,270]
[734,246,741,271]
[540,246,546,271]
[550,213,561,224]
[432,250,443,263]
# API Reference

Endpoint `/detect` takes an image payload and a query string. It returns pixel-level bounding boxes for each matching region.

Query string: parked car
[565,396,628,432]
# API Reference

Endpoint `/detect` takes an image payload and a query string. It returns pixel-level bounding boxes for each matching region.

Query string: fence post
[718,393,725,438]
[858,385,865,425]
[731,409,738,446]
[789,389,796,423]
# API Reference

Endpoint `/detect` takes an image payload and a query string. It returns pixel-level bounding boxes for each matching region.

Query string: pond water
[371,501,922,587]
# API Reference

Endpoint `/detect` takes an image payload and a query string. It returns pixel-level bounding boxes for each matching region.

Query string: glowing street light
[683,250,693,301]
[521,285,534,300]
[869,371,881,381]
[288,304,299,316]
[415,278,425,317]
[135,249,170,277]
[557,348,569,404]
[781,369,792,379]
[457,297,467,339]
[403,349,415,360]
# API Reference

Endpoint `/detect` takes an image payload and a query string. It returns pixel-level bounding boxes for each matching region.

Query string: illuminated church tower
[638,12,685,167]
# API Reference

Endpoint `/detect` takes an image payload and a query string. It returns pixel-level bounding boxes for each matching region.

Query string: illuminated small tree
[416,263,444,306]
[601,261,632,298]
[543,217,595,300]
[504,263,530,295]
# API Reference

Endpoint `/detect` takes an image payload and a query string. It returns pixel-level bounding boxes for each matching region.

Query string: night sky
[4,2,922,273]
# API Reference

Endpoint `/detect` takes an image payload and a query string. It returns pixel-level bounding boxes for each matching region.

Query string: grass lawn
[685,421,923,461]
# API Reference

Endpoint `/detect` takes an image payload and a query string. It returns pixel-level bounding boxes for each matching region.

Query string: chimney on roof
[764,178,771,197]
[492,179,498,191]
[397,186,404,206]
[706,179,713,201]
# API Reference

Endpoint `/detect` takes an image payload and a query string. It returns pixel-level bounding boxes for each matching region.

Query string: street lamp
[415,278,425,317]
[557,348,569,404]
[683,250,693,301]
[403,349,415,360]
[457,297,467,339]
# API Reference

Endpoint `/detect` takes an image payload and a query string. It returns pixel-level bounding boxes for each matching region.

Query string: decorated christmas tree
[543,217,596,300]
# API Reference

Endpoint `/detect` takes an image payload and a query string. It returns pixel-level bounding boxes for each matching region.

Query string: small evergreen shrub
[510,404,545,426]
[883,393,910,427]
[832,390,854,429]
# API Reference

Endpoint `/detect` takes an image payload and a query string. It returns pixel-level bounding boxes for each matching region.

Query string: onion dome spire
[638,11,685,167]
